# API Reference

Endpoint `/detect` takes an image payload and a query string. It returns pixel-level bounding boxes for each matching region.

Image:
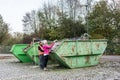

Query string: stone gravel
[0,56,120,80]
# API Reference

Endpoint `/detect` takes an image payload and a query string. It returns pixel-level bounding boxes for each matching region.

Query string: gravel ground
[0,54,120,80]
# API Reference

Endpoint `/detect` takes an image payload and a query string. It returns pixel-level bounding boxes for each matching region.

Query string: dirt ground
[0,53,120,62]
[0,53,120,80]
[100,55,120,62]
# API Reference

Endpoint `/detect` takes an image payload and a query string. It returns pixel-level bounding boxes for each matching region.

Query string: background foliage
[0,0,120,54]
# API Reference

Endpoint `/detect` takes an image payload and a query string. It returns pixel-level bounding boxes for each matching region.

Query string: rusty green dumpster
[50,39,107,68]
[10,44,33,62]
[24,42,40,64]
[24,42,57,65]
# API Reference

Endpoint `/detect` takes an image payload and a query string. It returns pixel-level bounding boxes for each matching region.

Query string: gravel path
[0,54,120,80]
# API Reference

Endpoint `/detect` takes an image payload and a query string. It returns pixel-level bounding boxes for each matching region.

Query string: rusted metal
[85,56,90,64]
[50,39,107,68]
[11,39,107,68]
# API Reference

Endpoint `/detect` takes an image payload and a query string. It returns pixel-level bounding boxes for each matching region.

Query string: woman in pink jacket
[42,40,55,70]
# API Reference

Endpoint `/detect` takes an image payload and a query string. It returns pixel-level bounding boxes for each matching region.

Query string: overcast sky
[0,0,100,33]
[0,0,43,33]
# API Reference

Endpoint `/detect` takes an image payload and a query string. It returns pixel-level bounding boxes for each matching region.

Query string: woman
[38,41,44,69]
[42,40,55,70]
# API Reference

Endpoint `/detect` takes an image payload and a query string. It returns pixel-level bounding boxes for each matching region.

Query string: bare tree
[22,10,39,34]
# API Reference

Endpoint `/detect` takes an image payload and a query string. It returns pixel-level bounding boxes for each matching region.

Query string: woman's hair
[42,40,47,44]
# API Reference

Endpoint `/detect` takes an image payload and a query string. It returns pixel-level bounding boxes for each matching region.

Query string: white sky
[0,0,43,33]
[0,0,100,33]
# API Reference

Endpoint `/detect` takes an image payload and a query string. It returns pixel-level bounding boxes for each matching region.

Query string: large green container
[10,44,33,63]
[24,42,57,65]
[50,39,107,68]
[24,43,40,64]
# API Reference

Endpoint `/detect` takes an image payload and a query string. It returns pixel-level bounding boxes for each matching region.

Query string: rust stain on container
[85,56,90,63]
[96,44,100,48]
[32,55,34,60]
[64,42,68,45]
[70,59,72,66]
[95,56,98,61]
[72,46,75,52]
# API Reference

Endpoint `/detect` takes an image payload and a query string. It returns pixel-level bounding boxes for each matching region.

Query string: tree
[57,15,86,39]
[88,1,113,38]
[88,0,120,54]
[3,32,23,45]
[22,0,91,40]
[22,10,39,35]
[0,15,9,45]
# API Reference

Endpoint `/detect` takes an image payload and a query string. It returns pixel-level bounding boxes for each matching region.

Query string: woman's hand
[53,40,57,43]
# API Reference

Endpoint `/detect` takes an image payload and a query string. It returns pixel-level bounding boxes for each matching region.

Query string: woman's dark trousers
[43,55,49,68]
[39,55,44,69]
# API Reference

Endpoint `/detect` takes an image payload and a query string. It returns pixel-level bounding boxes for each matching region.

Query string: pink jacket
[43,43,54,55]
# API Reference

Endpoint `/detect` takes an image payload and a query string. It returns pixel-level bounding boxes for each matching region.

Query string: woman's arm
[38,46,44,52]
[44,43,55,49]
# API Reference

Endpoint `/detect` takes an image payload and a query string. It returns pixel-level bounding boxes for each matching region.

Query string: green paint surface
[25,43,40,64]
[10,44,33,62]
[51,39,107,68]
[11,39,107,68]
